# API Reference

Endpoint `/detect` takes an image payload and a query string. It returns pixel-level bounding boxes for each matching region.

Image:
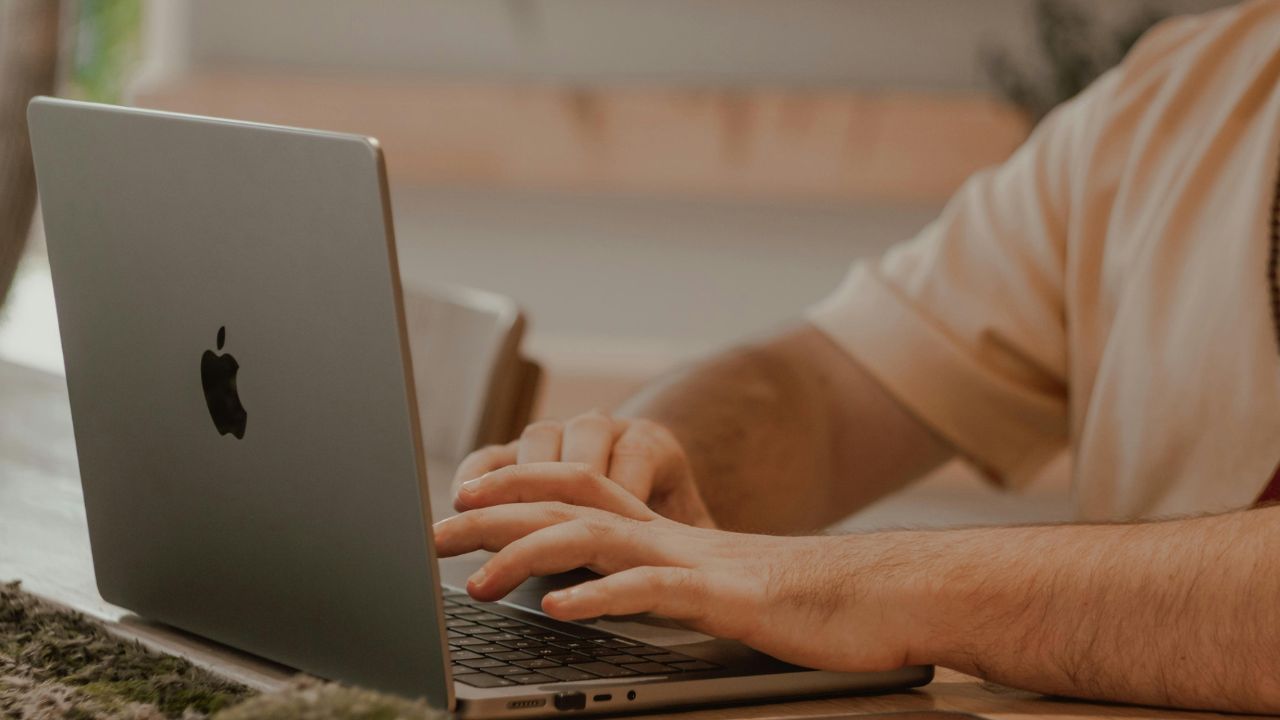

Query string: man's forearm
[875,507,1280,712]
[618,324,952,533]
[616,333,830,533]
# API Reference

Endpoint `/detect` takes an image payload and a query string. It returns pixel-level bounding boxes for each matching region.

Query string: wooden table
[0,359,1249,719]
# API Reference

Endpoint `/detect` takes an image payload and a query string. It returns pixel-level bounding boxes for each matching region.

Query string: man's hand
[439,462,1280,712]
[452,411,715,527]
[435,462,922,673]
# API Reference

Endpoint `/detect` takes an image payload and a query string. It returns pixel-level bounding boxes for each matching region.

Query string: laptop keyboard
[443,589,719,688]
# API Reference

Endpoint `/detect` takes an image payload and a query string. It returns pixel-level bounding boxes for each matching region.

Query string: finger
[607,420,682,501]
[432,501,583,557]
[559,410,616,475]
[453,442,517,510]
[468,517,666,600]
[457,463,655,519]
[542,566,708,623]
[517,420,563,464]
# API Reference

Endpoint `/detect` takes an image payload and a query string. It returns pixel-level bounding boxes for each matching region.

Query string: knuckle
[567,463,603,486]
[619,420,678,456]
[565,411,611,432]
[521,420,563,439]
[450,510,479,536]
[495,463,542,488]
[543,502,576,524]
[638,420,682,453]
[613,517,642,543]
[580,517,615,541]
[613,430,658,457]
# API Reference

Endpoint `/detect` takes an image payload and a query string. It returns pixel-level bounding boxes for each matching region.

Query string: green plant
[68,0,143,104]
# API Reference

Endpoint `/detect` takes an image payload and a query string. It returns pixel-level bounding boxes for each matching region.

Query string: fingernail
[468,568,487,587]
[460,477,483,494]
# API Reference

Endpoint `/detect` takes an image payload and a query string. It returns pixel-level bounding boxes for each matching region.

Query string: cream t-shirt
[807,0,1280,521]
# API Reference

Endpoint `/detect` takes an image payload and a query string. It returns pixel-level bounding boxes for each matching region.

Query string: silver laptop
[27,96,932,717]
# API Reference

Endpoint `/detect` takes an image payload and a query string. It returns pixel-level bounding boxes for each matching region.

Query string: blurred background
[0,0,1238,528]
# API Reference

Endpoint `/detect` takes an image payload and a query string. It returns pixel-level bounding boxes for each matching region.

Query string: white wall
[184,0,1237,89]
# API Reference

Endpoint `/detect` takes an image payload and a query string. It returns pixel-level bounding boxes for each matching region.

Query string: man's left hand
[433,462,926,673]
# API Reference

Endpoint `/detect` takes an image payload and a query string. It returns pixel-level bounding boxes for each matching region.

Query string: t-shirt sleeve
[806,71,1115,488]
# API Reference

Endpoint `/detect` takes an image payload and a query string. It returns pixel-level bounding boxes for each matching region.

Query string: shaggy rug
[0,582,446,719]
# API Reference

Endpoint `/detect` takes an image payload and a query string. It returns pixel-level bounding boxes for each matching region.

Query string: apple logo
[201,326,247,439]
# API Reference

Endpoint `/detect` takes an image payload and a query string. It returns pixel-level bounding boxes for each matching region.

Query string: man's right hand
[452,411,716,528]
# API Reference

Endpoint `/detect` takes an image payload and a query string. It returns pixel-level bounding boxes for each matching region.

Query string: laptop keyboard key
[671,660,717,672]
[570,662,637,678]
[508,673,556,685]
[593,638,640,648]
[450,650,483,661]
[545,653,592,664]
[626,645,667,656]
[459,658,506,669]
[514,658,560,669]
[539,666,598,682]
[645,653,692,664]
[469,644,510,654]
[598,654,644,665]
[474,632,523,642]
[491,650,534,661]
[485,665,528,676]
[456,673,516,688]
[501,639,543,649]
[552,640,592,651]
[623,662,676,674]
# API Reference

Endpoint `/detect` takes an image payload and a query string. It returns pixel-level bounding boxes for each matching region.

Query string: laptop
[26,96,933,717]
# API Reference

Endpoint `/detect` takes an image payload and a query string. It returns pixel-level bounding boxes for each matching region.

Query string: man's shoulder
[1120,0,1280,84]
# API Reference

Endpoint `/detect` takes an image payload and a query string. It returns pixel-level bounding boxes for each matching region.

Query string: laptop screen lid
[27,97,452,707]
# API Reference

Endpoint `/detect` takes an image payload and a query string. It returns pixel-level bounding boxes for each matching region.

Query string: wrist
[835,529,989,670]
[896,525,1063,674]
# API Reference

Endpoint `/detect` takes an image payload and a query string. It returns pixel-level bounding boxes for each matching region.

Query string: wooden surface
[0,358,1250,719]
[134,70,1028,206]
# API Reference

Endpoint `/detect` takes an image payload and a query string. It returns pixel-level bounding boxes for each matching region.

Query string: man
[433,2,1280,713]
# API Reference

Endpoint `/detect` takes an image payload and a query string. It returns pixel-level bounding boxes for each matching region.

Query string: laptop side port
[554,691,586,711]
